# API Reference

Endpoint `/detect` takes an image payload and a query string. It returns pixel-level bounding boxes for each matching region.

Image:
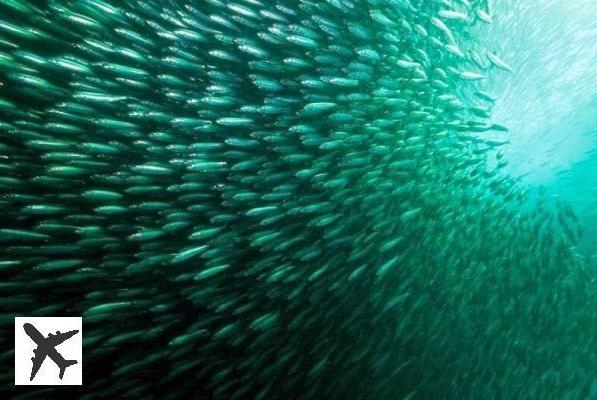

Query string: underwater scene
[0,0,596,398]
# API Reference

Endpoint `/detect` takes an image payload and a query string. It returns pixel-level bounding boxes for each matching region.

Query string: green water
[0,0,595,399]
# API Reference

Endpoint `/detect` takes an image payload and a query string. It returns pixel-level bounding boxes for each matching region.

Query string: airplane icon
[23,322,79,381]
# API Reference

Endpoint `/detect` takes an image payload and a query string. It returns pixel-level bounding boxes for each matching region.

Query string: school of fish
[0,0,594,399]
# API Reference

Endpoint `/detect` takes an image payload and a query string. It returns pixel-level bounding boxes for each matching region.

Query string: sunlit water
[485,0,597,256]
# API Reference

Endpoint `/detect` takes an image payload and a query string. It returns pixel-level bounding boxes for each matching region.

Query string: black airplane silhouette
[23,322,79,381]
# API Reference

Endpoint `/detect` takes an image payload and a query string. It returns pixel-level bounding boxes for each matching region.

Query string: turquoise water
[0,1,595,399]
[487,0,597,261]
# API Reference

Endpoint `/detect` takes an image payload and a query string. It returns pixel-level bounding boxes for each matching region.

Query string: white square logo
[15,317,82,385]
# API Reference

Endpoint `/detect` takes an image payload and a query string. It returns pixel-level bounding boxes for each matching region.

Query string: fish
[487,52,513,72]
[0,0,592,399]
